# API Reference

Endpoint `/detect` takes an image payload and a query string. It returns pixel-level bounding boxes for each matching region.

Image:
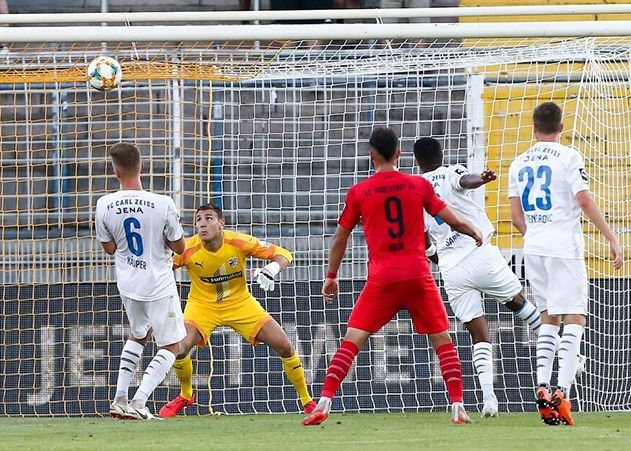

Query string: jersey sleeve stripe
[175,243,201,268]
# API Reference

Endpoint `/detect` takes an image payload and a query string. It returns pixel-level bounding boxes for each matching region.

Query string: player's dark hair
[108,142,141,174]
[533,101,563,134]
[195,204,224,220]
[369,127,399,161]
[413,137,443,167]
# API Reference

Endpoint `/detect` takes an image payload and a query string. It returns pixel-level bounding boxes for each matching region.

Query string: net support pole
[170,77,183,212]
[466,72,485,208]
[3,21,631,42]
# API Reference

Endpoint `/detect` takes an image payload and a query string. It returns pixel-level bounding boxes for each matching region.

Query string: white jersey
[422,165,495,271]
[508,141,589,259]
[95,190,184,301]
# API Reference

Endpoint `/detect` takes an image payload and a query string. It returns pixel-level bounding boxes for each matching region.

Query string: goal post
[1,8,630,417]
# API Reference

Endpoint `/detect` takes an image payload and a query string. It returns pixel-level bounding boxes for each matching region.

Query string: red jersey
[338,170,446,284]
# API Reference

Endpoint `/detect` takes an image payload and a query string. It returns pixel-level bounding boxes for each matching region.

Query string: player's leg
[405,276,470,424]
[427,331,471,424]
[302,326,371,426]
[505,292,541,333]
[127,291,187,420]
[160,301,215,418]
[506,291,585,377]
[463,316,498,418]
[158,323,203,418]
[548,258,588,426]
[525,254,562,425]
[111,295,153,419]
[443,260,498,418]
[304,282,394,426]
[255,318,314,412]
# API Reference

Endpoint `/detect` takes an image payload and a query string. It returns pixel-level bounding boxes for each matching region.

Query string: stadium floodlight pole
[2,21,631,42]
[3,4,631,23]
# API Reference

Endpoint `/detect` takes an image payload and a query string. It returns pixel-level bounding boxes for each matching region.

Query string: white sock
[131,349,176,408]
[115,340,144,401]
[514,300,541,333]
[536,324,560,386]
[557,324,584,394]
[316,396,332,414]
[473,342,494,401]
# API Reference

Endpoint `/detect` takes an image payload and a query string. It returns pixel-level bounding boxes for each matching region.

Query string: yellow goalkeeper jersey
[174,230,292,304]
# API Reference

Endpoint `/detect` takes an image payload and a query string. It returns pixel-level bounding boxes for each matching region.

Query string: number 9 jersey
[338,171,446,284]
[95,190,184,301]
[508,141,589,259]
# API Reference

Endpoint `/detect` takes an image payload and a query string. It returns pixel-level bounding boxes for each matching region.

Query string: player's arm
[248,236,293,292]
[322,224,351,304]
[459,169,497,190]
[166,236,186,255]
[509,197,527,235]
[164,197,186,255]
[576,190,623,269]
[94,200,117,255]
[436,205,483,246]
[271,254,291,270]
[425,230,438,265]
[100,240,117,255]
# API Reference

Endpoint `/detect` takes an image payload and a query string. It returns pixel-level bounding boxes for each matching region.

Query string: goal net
[1,13,630,417]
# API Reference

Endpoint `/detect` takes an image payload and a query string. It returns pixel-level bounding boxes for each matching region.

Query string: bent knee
[276,340,295,358]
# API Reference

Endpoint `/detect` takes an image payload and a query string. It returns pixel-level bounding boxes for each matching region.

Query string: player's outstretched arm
[459,169,497,190]
[322,225,351,304]
[253,254,292,292]
[437,206,483,246]
[576,190,624,269]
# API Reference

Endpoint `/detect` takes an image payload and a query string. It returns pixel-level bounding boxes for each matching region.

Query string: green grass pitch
[2,412,629,450]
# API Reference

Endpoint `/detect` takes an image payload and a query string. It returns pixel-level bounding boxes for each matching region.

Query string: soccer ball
[87,56,122,91]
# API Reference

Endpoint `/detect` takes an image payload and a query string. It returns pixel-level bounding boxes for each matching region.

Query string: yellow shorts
[183,296,272,347]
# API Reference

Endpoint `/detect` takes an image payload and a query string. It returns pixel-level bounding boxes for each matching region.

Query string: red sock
[436,342,463,403]
[321,340,359,399]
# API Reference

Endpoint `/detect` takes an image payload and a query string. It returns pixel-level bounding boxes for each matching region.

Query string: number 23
[519,165,552,212]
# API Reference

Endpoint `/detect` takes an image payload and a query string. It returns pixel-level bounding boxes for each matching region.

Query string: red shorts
[348,275,449,335]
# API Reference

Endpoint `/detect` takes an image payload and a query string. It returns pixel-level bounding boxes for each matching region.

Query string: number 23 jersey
[95,190,184,301]
[338,170,446,284]
[508,141,589,259]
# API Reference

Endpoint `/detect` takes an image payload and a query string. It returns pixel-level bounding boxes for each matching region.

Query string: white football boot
[451,402,472,424]
[481,395,499,418]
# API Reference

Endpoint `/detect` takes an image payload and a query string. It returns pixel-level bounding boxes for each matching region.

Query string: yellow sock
[281,352,312,406]
[172,354,194,400]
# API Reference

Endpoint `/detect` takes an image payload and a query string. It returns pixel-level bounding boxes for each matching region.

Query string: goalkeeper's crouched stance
[160,204,315,417]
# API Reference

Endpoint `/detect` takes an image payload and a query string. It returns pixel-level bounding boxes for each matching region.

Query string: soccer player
[95,142,187,420]
[303,127,483,427]
[508,101,623,426]
[159,204,315,417]
[414,137,543,418]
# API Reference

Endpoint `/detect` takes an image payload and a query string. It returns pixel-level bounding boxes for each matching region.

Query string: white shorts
[524,254,588,316]
[442,243,522,323]
[120,289,187,347]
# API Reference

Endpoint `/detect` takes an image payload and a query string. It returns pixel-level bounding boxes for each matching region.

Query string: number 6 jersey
[508,141,589,259]
[95,190,184,301]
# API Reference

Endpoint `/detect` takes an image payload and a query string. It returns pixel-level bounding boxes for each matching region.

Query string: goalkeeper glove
[253,261,281,292]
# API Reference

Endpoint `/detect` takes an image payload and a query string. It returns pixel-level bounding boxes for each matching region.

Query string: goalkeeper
[160,204,315,417]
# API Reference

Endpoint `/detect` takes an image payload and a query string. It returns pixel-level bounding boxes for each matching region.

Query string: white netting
[0,33,629,416]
